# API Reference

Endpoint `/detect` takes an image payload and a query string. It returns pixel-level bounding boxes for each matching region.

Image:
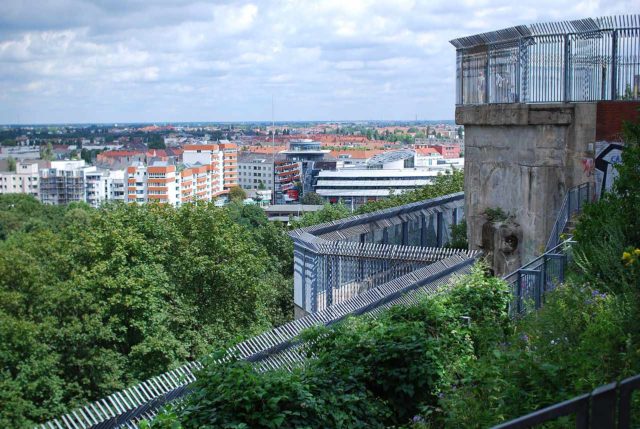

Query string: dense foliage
[0,197,293,428]
[143,265,510,429]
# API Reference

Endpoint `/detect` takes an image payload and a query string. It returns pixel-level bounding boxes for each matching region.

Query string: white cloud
[0,0,635,123]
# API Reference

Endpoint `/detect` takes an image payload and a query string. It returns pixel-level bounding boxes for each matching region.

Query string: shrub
[145,264,511,428]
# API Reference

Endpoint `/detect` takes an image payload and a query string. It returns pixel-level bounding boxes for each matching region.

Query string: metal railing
[492,373,640,428]
[545,182,592,251]
[290,192,465,313]
[503,240,575,317]
[451,15,640,105]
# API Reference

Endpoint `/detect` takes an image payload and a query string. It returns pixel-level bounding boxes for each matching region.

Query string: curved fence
[451,15,640,105]
[289,192,465,314]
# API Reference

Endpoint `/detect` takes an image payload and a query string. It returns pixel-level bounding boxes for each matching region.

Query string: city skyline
[1,0,635,124]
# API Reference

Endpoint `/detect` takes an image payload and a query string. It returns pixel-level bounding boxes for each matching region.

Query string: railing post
[540,256,547,307]
[618,374,640,429]
[590,382,617,429]
[401,221,409,246]
[515,38,521,103]
[611,30,618,100]
[485,48,490,103]
[516,270,523,314]
[564,34,571,102]
[436,212,444,247]
[420,214,427,247]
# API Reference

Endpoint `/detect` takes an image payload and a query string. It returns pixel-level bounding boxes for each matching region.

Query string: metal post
[485,48,490,103]
[611,30,618,100]
[618,374,640,429]
[541,255,547,306]
[436,212,444,247]
[564,34,571,102]
[590,382,617,429]
[516,270,523,314]
[421,215,427,247]
[515,39,521,103]
[401,221,409,245]
[459,49,465,105]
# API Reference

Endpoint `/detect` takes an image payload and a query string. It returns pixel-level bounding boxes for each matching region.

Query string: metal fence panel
[452,15,640,105]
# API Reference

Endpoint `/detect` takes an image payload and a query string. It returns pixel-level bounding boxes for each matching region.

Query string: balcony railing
[451,15,640,105]
[504,240,575,317]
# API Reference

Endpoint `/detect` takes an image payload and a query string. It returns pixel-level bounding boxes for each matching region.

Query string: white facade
[0,161,41,198]
[238,153,274,196]
[39,160,125,207]
[183,145,225,196]
[314,166,455,207]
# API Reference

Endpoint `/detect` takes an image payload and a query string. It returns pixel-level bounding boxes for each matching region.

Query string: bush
[442,280,639,428]
[146,264,510,428]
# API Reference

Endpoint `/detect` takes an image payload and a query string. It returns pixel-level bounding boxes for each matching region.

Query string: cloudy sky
[0,0,634,124]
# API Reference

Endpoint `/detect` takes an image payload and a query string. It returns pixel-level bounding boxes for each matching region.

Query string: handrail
[503,240,575,317]
[493,374,640,428]
[545,182,591,252]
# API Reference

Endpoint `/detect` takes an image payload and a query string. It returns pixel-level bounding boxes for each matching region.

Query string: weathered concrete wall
[457,103,596,269]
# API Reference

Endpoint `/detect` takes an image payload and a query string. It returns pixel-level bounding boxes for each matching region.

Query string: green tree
[0,200,293,427]
[300,191,324,205]
[39,143,54,161]
[147,135,166,150]
[228,186,247,201]
[7,157,16,172]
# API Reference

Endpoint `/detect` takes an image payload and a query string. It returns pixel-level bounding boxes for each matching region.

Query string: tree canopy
[0,198,293,427]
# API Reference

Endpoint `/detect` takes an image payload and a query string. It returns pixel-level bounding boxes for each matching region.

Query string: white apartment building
[238,152,274,197]
[126,143,238,207]
[39,160,126,208]
[0,160,44,198]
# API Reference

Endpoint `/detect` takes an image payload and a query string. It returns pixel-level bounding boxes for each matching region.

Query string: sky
[0,0,635,124]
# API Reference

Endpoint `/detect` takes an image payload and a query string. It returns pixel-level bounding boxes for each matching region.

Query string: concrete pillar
[457,103,596,268]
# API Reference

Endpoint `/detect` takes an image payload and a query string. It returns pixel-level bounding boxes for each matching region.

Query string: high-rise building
[219,141,238,191]
[275,139,330,204]
[126,142,238,206]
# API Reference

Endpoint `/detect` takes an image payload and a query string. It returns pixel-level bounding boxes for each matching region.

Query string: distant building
[263,204,324,222]
[0,160,47,199]
[219,141,239,191]
[39,160,103,206]
[313,149,452,208]
[238,152,274,198]
[126,143,238,206]
[275,139,330,204]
